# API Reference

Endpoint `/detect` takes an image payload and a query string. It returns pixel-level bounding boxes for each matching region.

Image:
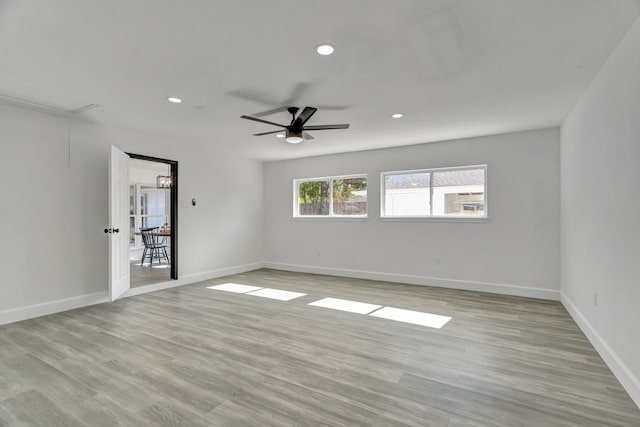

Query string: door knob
[104,228,111,234]
[113,228,120,233]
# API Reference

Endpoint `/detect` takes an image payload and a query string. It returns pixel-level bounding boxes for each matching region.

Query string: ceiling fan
[240,106,350,144]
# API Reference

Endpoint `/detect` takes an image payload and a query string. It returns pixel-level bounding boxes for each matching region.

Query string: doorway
[127,154,178,287]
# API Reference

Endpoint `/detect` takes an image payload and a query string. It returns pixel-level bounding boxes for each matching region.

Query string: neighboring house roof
[386,169,484,189]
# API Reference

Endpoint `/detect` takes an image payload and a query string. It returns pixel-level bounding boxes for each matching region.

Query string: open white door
[108,145,130,301]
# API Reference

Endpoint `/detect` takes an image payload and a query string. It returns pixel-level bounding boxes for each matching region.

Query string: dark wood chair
[140,227,169,267]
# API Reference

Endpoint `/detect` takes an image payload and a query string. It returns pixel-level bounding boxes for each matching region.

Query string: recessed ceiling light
[391,113,404,119]
[167,97,182,103]
[275,133,285,138]
[315,44,335,56]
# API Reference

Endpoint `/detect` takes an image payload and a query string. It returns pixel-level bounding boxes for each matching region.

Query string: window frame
[293,174,368,218]
[380,165,488,220]
[129,183,171,248]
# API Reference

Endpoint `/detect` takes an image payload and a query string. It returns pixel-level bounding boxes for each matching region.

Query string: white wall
[129,160,169,184]
[0,103,263,321]
[561,17,640,406]
[264,128,560,299]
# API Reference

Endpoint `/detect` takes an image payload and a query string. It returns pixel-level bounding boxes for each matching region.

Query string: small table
[134,230,171,237]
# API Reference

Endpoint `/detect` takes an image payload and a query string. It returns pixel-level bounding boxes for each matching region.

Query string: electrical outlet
[593,292,598,306]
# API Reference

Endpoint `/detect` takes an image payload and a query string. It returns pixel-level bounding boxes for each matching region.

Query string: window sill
[293,216,369,222]
[380,216,490,223]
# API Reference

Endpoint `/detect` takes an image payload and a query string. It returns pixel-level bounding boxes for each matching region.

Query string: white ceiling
[0,0,638,161]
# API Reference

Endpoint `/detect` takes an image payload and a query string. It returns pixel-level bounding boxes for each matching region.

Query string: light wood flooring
[1,269,638,426]
[130,259,171,288]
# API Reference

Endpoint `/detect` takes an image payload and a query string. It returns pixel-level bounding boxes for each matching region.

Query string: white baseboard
[124,262,265,298]
[0,291,109,326]
[561,293,640,409]
[263,262,559,300]
[0,262,265,325]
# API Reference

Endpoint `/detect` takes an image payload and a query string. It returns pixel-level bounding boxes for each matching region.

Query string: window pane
[129,185,135,215]
[384,173,431,216]
[432,168,485,216]
[298,180,330,215]
[333,177,367,215]
[129,217,135,245]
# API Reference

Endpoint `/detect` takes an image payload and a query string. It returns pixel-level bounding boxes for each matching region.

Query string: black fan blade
[292,106,318,128]
[229,83,312,117]
[314,105,350,111]
[240,115,287,128]
[303,124,350,130]
[303,132,315,140]
[252,106,290,117]
[228,89,278,106]
[284,82,312,105]
[253,130,285,136]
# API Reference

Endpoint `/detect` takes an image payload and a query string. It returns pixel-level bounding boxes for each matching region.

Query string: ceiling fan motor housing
[285,129,303,144]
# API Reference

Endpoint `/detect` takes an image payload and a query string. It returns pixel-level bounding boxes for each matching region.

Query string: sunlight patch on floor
[308,297,382,314]
[206,284,452,329]
[246,288,306,301]
[206,283,264,293]
[369,307,451,329]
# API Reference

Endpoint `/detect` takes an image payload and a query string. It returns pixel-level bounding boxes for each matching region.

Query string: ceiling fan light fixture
[391,113,404,118]
[275,133,285,138]
[167,97,182,103]
[285,130,304,144]
[315,43,335,56]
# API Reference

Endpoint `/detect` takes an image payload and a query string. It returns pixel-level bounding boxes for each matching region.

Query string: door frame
[127,153,178,280]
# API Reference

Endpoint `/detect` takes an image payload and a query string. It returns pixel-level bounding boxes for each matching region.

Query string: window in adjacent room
[382,166,486,218]
[294,175,367,217]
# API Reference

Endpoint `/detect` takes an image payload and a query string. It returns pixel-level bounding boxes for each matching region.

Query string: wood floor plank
[1,390,85,427]
[74,393,154,427]
[0,268,638,426]
[130,259,170,288]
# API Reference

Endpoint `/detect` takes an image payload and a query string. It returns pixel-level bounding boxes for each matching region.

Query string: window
[382,166,486,218]
[294,175,367,217]
[128,183,170,247]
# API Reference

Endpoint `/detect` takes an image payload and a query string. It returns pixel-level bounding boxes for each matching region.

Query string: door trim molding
[127,153,178,280]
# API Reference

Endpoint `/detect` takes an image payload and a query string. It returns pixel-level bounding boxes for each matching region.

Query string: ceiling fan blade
[253,130,284,136]
[314,105,350,111]
[252,105,290,117]
[292,106,318,128]
[303,132,315,140]
[228,89,279,106]
[240,115,287,128]
[283,82,312,105]
[303,124,350,130]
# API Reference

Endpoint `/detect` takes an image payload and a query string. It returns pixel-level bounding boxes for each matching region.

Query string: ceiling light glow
[285,136,303,144]
[167,97,182,103]
[285,130,304,144]
[316,44,335,55]
[275,133,285,138]
[391,113,404,119]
